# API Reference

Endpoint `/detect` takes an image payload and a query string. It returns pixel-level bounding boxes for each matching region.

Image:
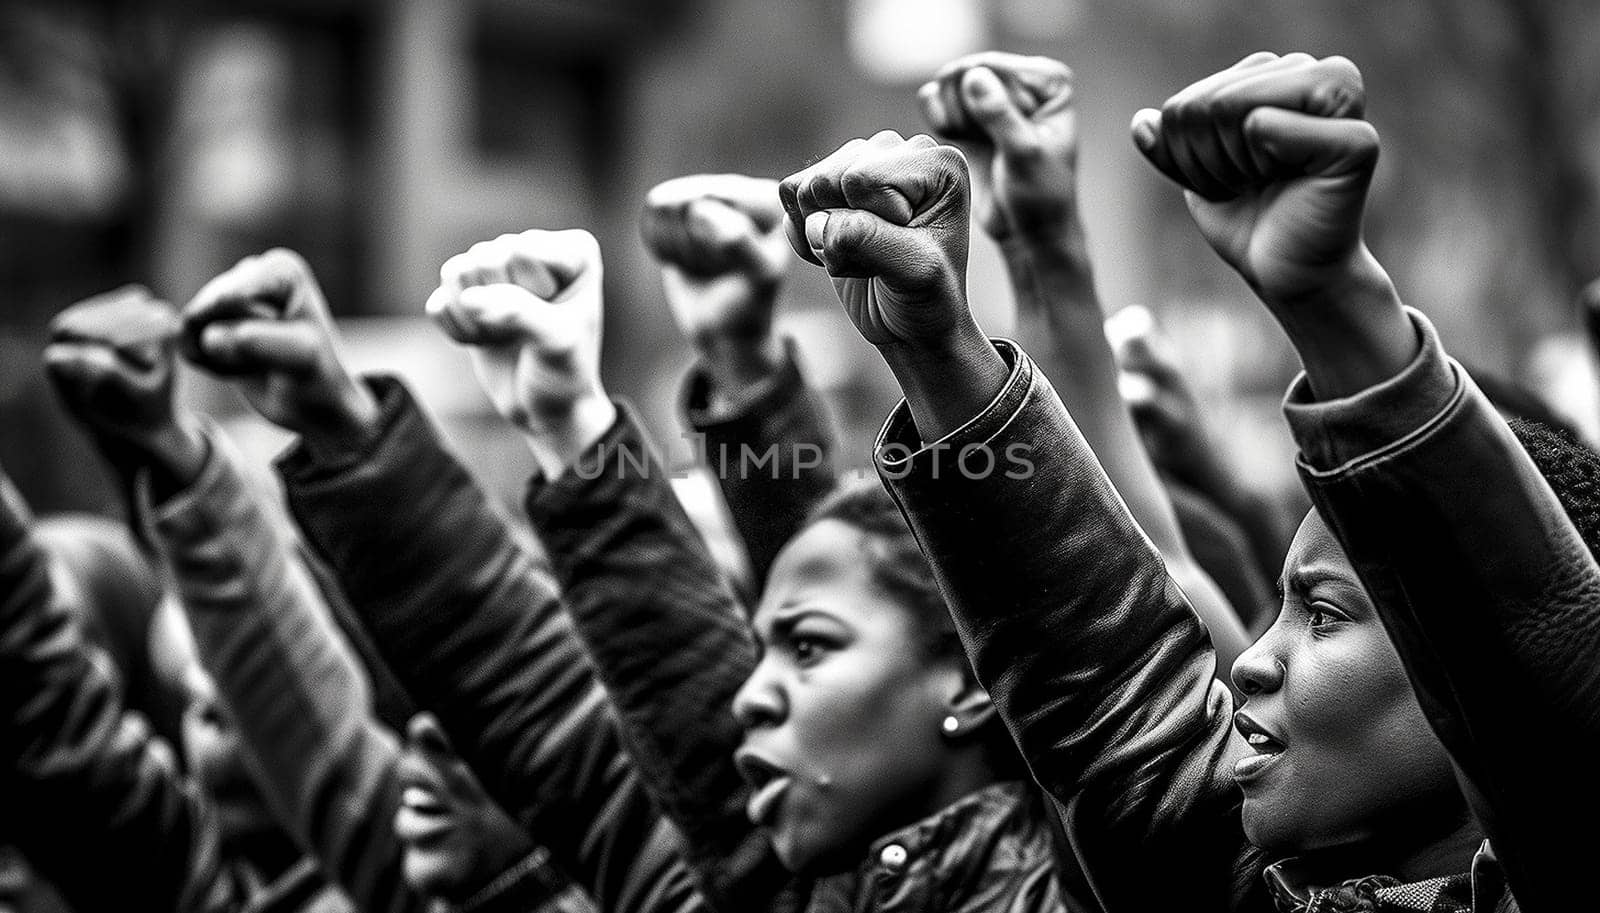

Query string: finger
[42,342,124,389]
[917,80,957,136]
[933,52,1070,107]
[186,249,305,326]
[505,249,562,299]
[810,208,951,290]
[425,285,475,343]
[514,229,602,301]
[51,289,180,355]
[795,136,877,216]
[450,284,542,347]
[839,140,966,227]
[686,198,784,281]
[1132,108,1186,189]
[960,67,1037,155]
[1241,107,1379,183]
[194,319,323,376]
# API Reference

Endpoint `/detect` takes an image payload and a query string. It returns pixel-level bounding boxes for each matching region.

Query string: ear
[936,665,998,740]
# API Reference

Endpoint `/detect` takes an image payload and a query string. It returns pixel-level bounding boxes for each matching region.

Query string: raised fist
[919,52,1079,247]
[1132,52,1377,308]
[641,174,790,378]
[426,229,615,477]
[182,248,378,450]
[779,130,972,349]
[44,286,183,447]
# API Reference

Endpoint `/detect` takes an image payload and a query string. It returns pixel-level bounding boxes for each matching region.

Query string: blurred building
[4,0,1597,519]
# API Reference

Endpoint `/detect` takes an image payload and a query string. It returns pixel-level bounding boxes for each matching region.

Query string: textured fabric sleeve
[1284,308,1600,913]
[278,376,706,913]
[874,340,1260,913]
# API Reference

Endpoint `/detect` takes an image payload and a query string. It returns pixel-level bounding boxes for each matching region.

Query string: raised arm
[919,52,1248,671]
[182,248,705,913]
[1133,51,1600,911]
[0,458,238,913]
[641,174,840,583]
[777,131,1257,911]
[426,231,788,911]
[46,285,449,912]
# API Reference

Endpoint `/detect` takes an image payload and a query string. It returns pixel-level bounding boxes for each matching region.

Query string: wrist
[297,379,382,462]
[878,315,1010,443]
[522,395,618,481]
[1264,248,1420,400]
[695,332,785,391]
[1001,225,1096,309]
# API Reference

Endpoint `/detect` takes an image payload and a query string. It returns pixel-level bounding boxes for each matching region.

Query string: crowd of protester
[3,47,1597,913]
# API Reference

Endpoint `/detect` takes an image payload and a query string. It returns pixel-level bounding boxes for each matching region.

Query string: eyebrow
[755,605,841,641]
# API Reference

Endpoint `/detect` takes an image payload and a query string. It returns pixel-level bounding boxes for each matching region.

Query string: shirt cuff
[874,338,1032,478]
[1282,307,1462,474]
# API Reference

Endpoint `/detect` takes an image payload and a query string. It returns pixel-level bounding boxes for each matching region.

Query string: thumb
[1241,107,1379,183]
[962,67,1034,153]
[687,198,785,282]
[449,284,546,348]
[1131,107,1187,190]
[194,319,322,376]
[809,209,950,291]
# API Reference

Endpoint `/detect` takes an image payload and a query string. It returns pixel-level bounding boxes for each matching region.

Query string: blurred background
[3,0,1599,519]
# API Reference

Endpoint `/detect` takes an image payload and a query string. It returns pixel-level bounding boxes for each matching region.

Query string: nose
[731,656,786,731]
[1230,629,1285,697]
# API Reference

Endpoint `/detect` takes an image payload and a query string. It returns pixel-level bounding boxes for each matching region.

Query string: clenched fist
[641,174,790,387]
[919,53,1080,248]
[426,229,616,479]
[183,248,379,453]
[1135,53,1417,397]
[779,130,972,349]
[1132,52,1376,308]
[44,286,206,488]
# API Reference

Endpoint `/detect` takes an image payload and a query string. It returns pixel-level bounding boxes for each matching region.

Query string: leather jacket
[1280,310,1600,913]
[276,377,705,913]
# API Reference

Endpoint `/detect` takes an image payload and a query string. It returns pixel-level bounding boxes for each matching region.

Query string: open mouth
[1232,711,1286,783]
[395,786,456,844]
[734,748,794,827]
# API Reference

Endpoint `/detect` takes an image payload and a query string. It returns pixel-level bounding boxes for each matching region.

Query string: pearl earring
[941,715,960,735]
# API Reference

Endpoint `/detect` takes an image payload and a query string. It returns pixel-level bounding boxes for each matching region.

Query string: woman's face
[1230,511,1464,855]
[395,714,531,902]
[732,520,966,875]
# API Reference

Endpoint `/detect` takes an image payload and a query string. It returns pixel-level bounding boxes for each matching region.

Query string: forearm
[527,406,779,907]
[685,339,841,582]
[149,430,418,913]
[1007,239,1249,670]
[0,471,236,913]
[880,316,1011,444]
[873,344,1251,910]
[279,378,701,912]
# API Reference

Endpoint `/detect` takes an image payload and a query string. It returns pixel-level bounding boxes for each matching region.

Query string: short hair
[1508,417,1600,559]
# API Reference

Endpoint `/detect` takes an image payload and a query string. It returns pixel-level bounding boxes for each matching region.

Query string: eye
[1306,601,1343,630]
[790,634,827,665]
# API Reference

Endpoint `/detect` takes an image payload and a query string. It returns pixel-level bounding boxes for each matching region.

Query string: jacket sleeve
[276,376,705,913]
[0,471,239,913]
[1281,308,1600,913]
[683,340,840,584]
[144,427,423,913]
[873,340,1261,913]
[526,405,790,911]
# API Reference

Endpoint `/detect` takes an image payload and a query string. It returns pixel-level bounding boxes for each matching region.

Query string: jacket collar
[810,781,1056,912]
[1262,840,1508,913]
